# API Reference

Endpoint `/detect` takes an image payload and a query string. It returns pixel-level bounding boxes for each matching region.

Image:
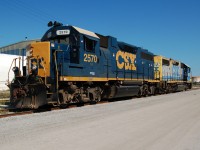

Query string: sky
[0,0,200,75]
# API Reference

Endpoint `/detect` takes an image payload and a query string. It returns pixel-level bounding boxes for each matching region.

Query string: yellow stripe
[60,76,160,82]
[167,81,185,83]
[60,76,108,81]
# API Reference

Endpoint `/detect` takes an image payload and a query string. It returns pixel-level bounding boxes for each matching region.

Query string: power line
[2,0,63,25]
[14,0,60,22]
[2,1,46,25]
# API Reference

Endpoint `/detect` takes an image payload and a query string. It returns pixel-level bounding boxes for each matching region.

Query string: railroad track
[0,110,33,118]
[0,88,199,119]
[0,100,109,119]
[0,99,9,105]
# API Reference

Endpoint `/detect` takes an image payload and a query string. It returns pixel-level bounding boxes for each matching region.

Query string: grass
[0,90,10,99]
[192,83,200,88]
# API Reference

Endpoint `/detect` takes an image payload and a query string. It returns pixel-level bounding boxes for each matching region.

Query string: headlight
[12,67,19,72]
[32,65,37,70]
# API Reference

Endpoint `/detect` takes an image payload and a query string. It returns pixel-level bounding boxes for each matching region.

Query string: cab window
[84,36,96,52]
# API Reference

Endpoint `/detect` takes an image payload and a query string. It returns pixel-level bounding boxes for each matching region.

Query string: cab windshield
[41,26,80,47]
[49,33,79,47]
[50,36,70,45]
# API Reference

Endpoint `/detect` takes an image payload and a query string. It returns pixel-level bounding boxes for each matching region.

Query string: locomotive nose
[27,42,51,78]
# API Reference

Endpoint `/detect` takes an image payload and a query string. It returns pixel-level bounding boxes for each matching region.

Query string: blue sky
[0,0,200,75]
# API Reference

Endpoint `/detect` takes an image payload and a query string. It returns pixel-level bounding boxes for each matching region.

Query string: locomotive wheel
[137,87,142,98]
[166,84,172,93]
[95,94,101,102]
[77,95,85,106]
[90,101,97,105]
[89,94,101,105]
[143,85,149,97]
[60,103,69,109]
[150,86,156,95]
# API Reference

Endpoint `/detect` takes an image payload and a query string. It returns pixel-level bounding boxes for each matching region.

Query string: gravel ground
[1,90,200,150]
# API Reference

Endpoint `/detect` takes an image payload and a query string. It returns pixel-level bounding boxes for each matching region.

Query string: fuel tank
[108,85,140,99]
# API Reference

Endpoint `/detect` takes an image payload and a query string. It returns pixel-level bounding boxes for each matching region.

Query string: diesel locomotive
[7,21,192,109]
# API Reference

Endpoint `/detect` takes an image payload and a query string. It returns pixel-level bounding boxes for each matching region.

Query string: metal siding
[55,35,105,79]
[111,37,117,48]
[160,57,175,81]
[28,42,51,77]
[0,40,39,51]
[172,65,181,80]
[154,56,162,80]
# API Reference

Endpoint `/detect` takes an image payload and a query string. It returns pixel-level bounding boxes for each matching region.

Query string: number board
[56,30,70,35]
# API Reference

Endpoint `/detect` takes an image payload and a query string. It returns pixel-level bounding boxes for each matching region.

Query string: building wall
[192,77,200,83]
[0,40,38,90]
[0,39,40,56]
[0,54,26,90]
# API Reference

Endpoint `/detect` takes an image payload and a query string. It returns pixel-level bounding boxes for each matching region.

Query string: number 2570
[84,54,98,63]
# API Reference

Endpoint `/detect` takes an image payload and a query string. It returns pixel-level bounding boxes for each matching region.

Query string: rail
[0,111,33,118]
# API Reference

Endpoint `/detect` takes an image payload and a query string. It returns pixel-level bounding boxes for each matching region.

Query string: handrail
[7,57,21,85]
[54,50,63,104]
[39,56,47,85]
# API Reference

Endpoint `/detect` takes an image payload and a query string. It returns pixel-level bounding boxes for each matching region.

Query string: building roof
[0,39,40,52]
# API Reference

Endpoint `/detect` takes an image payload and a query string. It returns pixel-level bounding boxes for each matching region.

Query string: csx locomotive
[8,21,192,109]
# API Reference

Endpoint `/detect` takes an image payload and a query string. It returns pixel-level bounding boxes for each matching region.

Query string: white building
[0,54,25,90]
[192,76,200,83]
[0,40,39,90]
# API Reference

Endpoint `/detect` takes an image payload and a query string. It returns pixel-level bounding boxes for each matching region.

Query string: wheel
[143,85,149,97]
[137,86,143,98]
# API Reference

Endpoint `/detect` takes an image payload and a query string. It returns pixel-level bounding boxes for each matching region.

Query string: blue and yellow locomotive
[8,21,192,109]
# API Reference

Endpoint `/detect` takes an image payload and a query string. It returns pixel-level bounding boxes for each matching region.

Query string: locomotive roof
[118,41,155,56]
[72,26,99,39]
[41,25,99,41]
[118,41,138,49]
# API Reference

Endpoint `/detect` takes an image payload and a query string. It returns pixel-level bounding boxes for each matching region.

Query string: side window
[162,59,170,66]
[84,36,96,52]
[141,52,153,61]
[70,34,79,47]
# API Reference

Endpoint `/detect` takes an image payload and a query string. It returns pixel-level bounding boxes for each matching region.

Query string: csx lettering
[84,54,98,63]
[116,51,136,70]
